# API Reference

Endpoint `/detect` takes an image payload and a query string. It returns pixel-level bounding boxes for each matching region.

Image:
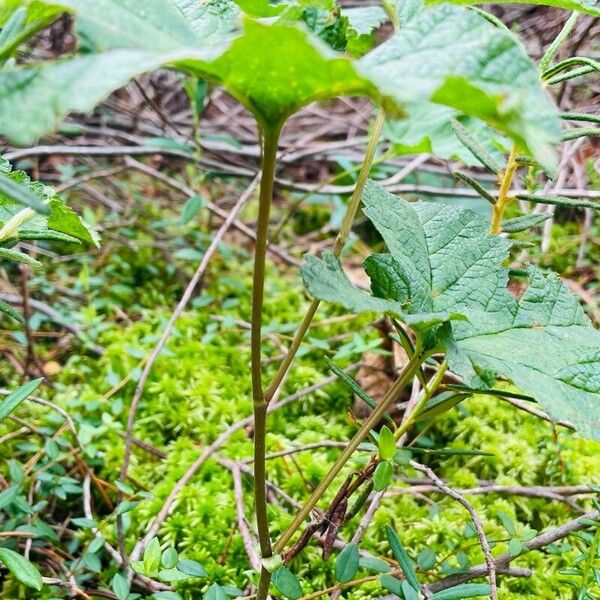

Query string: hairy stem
[539,12,578,74]
[263,110,385,403]
[252,126,281,570]
[490,146,518,234]
[273,347,424,555]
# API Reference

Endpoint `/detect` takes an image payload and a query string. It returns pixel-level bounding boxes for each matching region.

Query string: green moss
[1,253,599,598]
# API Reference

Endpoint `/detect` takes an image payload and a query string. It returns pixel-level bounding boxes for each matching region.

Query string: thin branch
[124,158,299,266]
[410,461,498,600]
[221,458,261,572]
[388,482,591,511]
[42,577,91,600]
[0,294,104,355]
[351,490,385,545]
[425,510,599,594]
[498,395,575,430]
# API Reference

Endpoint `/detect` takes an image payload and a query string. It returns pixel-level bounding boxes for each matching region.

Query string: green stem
[252,126,281,570]
[332,111,385,256]
[539,12,578,74]
[394,359,447,440]
[263,110,385,403]
[271,147,393,243]
[273,347,424,555]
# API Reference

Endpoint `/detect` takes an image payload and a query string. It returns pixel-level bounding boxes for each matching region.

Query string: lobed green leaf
[303,180,600,440]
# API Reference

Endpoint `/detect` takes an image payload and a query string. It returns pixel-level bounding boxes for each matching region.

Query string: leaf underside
[301,181,600,440]
[0,0,559,168]
[357,5,560,169]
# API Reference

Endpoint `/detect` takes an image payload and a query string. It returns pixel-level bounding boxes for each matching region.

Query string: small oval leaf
[335,544,359,583]
[272,566,302,600]
[177,559,207,577]
[378,425,396,460]
[379,574,403,596]
[373,461,394,491]
[161,547,178,569]
[417,548,437,571]
[0,548,43,590]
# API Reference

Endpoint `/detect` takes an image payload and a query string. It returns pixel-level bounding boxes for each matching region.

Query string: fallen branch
[123,158,300,266]
[425,510,600,594]
[411,461,498,600]
[0,293,104,355]
[223,458,261,571]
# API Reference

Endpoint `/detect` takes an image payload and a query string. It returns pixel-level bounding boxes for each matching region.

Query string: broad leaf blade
[194,18,397,127]
[385,104,508,168]
[0,50,206,145]
[44,0,238,50]
[342,6,387,36]
[451,267,600,439]
[302,180,600,440]
[431,583,491,599]
[0,159,98,246]
[300,252,462,329]
[358,5,560,168]
[0,1,63,60]
[0,171,48,213]
[272,567,302,600]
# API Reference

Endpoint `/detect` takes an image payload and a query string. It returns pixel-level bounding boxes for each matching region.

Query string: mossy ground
[0,181,598,599]
[8,268,597,598]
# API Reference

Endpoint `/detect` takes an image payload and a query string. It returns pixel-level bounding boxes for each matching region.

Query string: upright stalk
[251,126,281,585]
[539,12,578,74]
[256,112,384,599]
[263,110,386,403]
[273,347,424,555]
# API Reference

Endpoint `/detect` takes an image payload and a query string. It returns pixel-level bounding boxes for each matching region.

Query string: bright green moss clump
[1,260,598,598]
